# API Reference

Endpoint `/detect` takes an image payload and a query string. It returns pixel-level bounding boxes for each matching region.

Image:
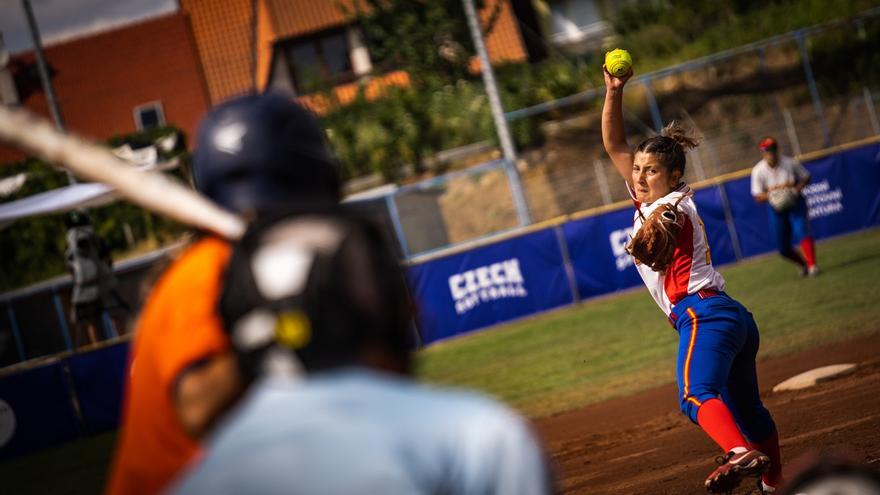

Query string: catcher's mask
[219,207,415,381]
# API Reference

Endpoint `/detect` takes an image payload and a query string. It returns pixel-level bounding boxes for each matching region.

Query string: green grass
[416,228,880,417]
[4,228,879,494]
[0,431,116,495]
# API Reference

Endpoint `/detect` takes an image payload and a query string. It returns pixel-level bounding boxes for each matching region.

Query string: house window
[281,29,354,93]
[134,102,165,130]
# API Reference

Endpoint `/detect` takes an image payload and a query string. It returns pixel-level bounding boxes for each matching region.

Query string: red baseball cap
[758,137,778,151]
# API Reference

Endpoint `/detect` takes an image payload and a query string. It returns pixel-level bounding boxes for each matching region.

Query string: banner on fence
[725,144,880,257]
[408,142,880,344]
[562,207,641,299]
[68,342,129,434]
[407,228,573,343]
[0,362,80,459]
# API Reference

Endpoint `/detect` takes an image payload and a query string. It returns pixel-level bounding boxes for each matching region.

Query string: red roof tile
[182,0,527,105]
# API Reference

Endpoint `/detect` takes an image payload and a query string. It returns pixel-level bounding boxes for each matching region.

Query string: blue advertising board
[68,342,130,434]
[723,176,774,258]
[407,228,573,343]
[725,143,880,258]
[692,186,738,266]
[0,362,80,459]
[562,207,641,299]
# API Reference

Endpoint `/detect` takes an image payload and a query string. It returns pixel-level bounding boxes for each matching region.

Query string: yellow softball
[605,49,633,78]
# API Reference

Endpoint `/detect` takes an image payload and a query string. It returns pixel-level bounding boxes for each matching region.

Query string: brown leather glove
[626,198,687,272]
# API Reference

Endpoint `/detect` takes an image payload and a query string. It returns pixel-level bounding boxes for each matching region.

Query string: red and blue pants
[670,290,776,443]
[768,196,810,255]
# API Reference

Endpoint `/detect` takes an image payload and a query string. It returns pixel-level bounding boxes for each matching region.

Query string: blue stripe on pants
[673,292,776,442]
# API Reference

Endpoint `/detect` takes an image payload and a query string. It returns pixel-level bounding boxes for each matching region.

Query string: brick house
[180,0,539,110]
[0,12,211,165]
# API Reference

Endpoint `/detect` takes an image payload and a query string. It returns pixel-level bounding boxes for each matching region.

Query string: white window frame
[133,101,166,130]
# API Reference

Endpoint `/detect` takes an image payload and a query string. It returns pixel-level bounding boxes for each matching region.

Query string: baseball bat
[0,105,245,240]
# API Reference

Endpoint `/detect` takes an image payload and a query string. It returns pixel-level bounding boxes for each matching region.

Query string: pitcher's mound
[773,363,857,392]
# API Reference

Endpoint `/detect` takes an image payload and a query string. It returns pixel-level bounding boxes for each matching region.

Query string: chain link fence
[381,11,880,257]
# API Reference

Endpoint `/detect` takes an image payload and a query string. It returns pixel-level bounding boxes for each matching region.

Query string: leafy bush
[612,0,880,72]
[0,126,188,291]
[322,55,601,179]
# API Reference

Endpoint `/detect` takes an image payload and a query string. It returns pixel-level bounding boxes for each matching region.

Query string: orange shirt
[105,237,232,495]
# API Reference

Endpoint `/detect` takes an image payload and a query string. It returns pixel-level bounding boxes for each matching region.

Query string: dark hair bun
[661,121,700,151]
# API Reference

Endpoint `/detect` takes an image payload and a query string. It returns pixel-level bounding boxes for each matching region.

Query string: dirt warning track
[536,333,880,494]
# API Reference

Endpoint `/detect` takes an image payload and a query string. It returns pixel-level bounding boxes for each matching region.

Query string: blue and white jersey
[171,368,551,495]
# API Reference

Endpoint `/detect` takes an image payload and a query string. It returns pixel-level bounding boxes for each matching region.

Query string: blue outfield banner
[68,342,130,434]
[725,143,880,258]
[0,362,80,459]
[692,186,738,267]
[562,207,641,299]
[408,143,879,344]
[407,228,574,343]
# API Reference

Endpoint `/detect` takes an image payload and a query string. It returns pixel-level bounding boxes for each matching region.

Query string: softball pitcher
[601,67,783,494]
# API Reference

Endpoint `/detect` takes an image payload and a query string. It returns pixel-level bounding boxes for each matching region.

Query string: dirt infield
[536,332,880,494]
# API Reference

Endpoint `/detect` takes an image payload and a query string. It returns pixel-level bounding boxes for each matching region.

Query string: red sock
[751,430,783,487]
[800,237,816,268]
[696,398,749,453]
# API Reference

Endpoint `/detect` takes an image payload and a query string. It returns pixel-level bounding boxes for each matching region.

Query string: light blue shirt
[171,368,551,495]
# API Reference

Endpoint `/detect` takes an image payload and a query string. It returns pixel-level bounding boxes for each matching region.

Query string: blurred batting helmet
[219,209,416,381]
[193,93,341,214]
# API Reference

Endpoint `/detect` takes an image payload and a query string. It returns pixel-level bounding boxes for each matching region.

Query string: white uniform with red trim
[750,155,809,196]
[628,183,725,316]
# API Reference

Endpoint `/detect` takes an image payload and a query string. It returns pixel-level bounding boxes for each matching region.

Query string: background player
[64,210,129,348]
[170,204,553,495]
[601,67,783,493]
[105,93,341,495]
[751,136,819,276]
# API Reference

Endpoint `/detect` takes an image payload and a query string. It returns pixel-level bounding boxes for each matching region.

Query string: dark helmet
[193,93,341,214]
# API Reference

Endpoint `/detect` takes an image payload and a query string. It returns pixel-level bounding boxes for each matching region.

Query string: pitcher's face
[632,152,681,203]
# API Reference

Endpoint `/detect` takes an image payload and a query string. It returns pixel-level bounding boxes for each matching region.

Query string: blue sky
[1,0,177,54]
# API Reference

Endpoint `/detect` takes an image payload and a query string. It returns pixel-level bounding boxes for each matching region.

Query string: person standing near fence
[64,210,129,348]
[750,137,819,277]
[601,67,784,494]
[105,93,342,495]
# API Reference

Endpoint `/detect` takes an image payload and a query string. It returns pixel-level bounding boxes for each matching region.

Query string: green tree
[329,0,503,176]
[344,0,502,87]
[0,126,188,291]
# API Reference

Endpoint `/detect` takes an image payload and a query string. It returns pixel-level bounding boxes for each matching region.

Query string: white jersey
[628,183,725,316]
[750,155,809,196]
[171,368,551,495]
